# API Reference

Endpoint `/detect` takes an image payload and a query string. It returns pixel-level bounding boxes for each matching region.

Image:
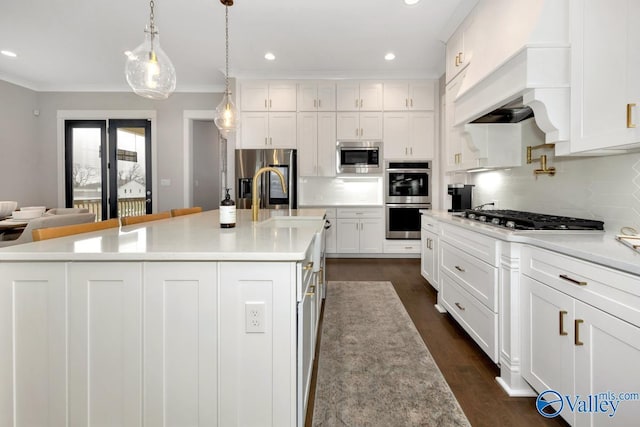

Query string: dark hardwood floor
[305,258,568,427]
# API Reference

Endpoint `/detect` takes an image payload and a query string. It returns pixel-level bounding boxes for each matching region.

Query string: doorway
[64,119,152,220]
[192,120,221,211]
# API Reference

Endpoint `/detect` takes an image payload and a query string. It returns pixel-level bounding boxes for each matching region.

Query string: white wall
[192,120,220,211]
[470,152,640,233]
[0,80,223,212]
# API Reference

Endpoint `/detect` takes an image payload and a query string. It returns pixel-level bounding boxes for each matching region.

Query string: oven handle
[385,204,432,209]
[385,169,431,173]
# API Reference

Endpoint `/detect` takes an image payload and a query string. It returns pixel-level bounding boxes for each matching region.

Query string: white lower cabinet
[420,217,439,289]
[67,262,144,426]
[437,223,499,362]
[0,263,67,427]
[336,208,383,254]
[521,246,640,426]
[143,262,218,426]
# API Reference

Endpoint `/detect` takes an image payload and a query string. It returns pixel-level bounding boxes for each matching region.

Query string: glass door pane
[108,119,152,219]
[65,120,107,220]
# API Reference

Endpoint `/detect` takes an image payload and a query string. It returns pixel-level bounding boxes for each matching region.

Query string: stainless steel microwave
[336,140,383,175]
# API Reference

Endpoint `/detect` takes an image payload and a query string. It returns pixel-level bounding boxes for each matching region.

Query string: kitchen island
[0,208,326,427]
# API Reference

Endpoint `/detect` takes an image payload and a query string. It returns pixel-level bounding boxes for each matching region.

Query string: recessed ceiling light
[1,50,17,58]
[264,52,276,61]
[385,53,396,61]
[404,0,421,5]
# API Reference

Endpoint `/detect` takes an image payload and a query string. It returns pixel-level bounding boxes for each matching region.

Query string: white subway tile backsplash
[470,152,640,233]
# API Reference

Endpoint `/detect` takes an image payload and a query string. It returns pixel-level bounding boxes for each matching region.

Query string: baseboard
[434,303,447,313]
[326,253,420,259]
[495,377,537,397]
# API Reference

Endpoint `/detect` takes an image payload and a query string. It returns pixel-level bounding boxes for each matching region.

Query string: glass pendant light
[125,0,176,100]
[214,0,239,137]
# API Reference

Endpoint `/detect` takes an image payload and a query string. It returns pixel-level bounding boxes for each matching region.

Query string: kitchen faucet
[252,167,287,221]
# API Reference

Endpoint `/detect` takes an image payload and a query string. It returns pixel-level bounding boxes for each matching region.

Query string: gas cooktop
[461,209,605,231]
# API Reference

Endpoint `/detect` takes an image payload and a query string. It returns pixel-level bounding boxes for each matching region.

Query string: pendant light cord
[225,4,230,97]
[148,0,157,46]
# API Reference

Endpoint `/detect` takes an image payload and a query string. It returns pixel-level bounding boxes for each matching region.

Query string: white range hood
[450,0,571,146]
[454,46,570,146]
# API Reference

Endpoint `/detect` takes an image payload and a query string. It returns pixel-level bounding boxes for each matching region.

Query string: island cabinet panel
[68,262,143,426]
[143,262,218,427]
[0,263,67,427]
[218,262,297,427]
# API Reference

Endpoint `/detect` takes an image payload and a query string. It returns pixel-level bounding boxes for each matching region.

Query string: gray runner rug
[312,281,471,427]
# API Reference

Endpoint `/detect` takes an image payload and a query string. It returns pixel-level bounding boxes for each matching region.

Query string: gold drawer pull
[627,103,636,128]
[559,274,587,286]
[305,285,316,297]
[455,302,465,311]
[304,262,314,271]
[559,310,568,336]
[454,265,465,272]
[574,319,584,346]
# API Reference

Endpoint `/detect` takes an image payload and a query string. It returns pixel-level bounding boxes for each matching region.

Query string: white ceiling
[0,0,477,93]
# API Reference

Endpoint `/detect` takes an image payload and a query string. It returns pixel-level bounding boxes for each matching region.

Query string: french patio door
[64,119,152,220]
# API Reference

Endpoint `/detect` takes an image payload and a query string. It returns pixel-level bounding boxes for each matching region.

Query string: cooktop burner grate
[462,209,605,230]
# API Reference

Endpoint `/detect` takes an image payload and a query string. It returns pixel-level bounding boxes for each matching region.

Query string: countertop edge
[421,210,640,277]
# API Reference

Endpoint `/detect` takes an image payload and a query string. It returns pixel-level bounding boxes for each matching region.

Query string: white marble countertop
[0,209,326,262]
[421,209,640,276]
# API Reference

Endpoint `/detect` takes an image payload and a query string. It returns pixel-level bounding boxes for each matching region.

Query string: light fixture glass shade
[214,93,240,137]
[125,25,176,100]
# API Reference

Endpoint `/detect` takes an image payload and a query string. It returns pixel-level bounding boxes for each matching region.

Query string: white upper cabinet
[297,81,336,111]
[445,11,475,84]
[297,112,336,177]
[383,112,435,160]
[240,81,297,112]
[336,82,383,111]
[240,112,297,149]
[566,0,640,154]
[336,112,383,140]
[383,81,436,111]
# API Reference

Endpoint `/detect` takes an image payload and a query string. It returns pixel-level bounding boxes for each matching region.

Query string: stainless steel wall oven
[385,161,431,239]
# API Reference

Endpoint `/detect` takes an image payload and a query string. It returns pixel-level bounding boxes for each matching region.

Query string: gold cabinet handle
[455,55,460,67]
[360,99,363,108]
[410,98,413,107]
[627,103,636,128]
[455,302,465,311]
[454,265,465,272]
[264,99,268,109]
[264,137,268,145]
[304,261,314,271]
[559,310,568,336]
[458,52,464,64]
[318,99,321,108]
[314,99,317,108]
[559,274,587,286]
[574,319,584,346]
[269,99,272,108]
[355,99,359,108]
[305,285,316,296]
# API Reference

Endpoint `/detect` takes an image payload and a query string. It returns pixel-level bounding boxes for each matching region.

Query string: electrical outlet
[245,302,265,333]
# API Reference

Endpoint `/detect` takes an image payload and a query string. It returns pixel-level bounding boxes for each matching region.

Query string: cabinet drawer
[420,215,440,232]
[440,223,499,266]
[521,246,640,328]
[440,241,498,311]
[383,240,420,254]
[337,207,382,219]
[441,274,499,363]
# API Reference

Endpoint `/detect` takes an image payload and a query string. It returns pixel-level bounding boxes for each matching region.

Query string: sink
[258,216,324,228]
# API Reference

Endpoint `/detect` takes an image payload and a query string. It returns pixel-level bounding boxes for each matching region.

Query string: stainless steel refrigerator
[235,149,297,210]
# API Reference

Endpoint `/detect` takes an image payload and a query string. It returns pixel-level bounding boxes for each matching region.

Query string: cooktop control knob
[491,218,501,225]
[505,220,516,229]
[467,213,476,220]
[478,215,487,222]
